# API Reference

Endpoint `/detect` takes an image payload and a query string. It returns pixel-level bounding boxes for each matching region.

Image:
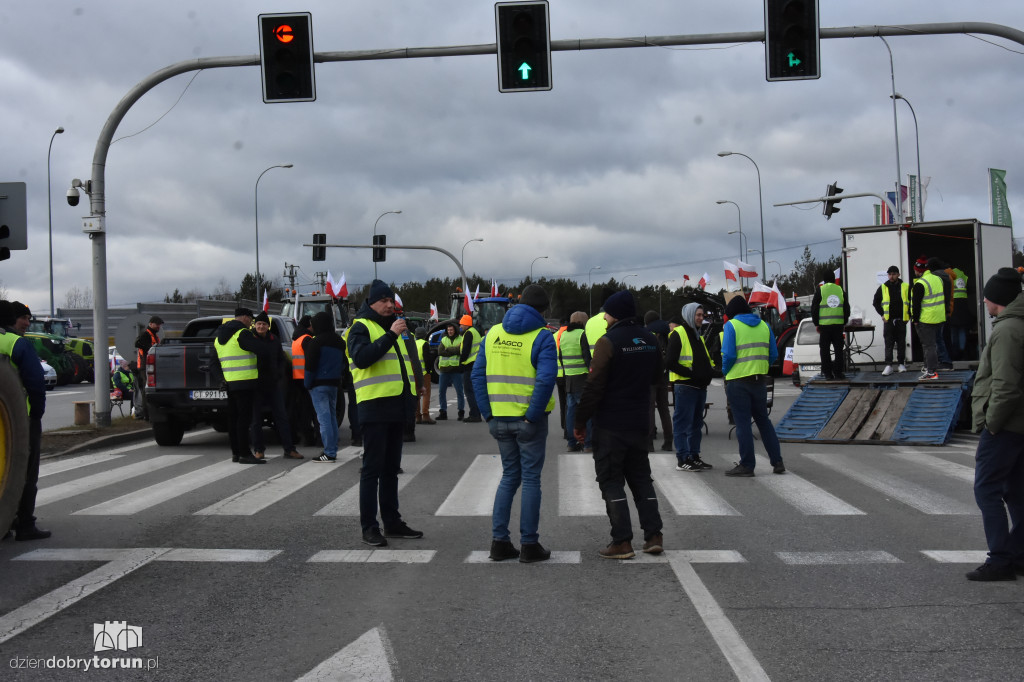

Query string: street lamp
[892,92,923,221]
[461,237,483,272]
[588,265,601,315]
[255,163,293,299]
[530,255,548,281]
[879,36,905,223]
[717,200,743,265]
[659,279,677,318]
[372,209,402,279]
[768,260,782,281]
[47,126,64,316]
[623,274,638,289]
[718,152,766,283]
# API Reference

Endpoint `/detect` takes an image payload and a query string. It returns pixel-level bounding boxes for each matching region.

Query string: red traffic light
[274,24,295,43]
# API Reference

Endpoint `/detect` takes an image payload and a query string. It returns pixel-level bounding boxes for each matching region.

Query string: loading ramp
[776,370,975,446]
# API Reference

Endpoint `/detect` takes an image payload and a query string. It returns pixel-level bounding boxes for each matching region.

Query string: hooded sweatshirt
[471,303,557,423]
[721,312,778,376]
[666,303,712,388]
[972,293,1024,435]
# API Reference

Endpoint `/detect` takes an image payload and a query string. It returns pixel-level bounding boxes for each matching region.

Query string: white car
[41,360,57,391]
[109,346,127,372]
[791,318,821,387]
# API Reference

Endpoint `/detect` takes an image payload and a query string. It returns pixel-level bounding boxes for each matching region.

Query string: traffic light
[372,234,386,263]
[259,12,316,103]
[312,233,326,261]
[823,182,843,220]
[495,1,552,93]
[764,0,820,81]
[0,182,27,261]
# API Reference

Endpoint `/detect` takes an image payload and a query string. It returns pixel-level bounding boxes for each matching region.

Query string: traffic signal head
[764,0,820,81]
[823,181,843,220]
[495,1,552,93]
[0,182,27,261]
[259,13,316,103]
[312,233,326,261]
[372,234,386,263]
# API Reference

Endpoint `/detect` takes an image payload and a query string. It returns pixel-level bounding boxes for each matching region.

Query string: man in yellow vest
[459,313,483,422]
[0,301,50,541]
[721,297,785,477]
[213,307,266,465]
[872,265,909,375]
[948,263,972,362]
[472,284,557,563]
[413,327,435,425]
[912,256,946,380]
[811,269,850,380]
[560,311,590,451]
[435,322,464,420]
[347,280,422,547]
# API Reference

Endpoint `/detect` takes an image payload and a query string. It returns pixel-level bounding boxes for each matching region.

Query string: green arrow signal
[518,62,532,79]
[787,53,801,68]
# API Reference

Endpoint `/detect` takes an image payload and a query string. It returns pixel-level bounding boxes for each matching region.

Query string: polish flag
[325,270,335,297]
[334,272,349,298]
[262,289,269,312]
[782,347,795,376]
[698,272,710,290]
[772,281,788,317]
[683,274,690,283]
[834,268,842,285]
[738,260,758,278]
[723,261,739,282]
[749,281,773,305]
[490,279,499,297]
[464,290,475,314]
[394,292,404,309]
[429,303,439,321]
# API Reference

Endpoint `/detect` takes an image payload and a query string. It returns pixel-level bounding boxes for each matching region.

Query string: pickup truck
[144,315,296,446]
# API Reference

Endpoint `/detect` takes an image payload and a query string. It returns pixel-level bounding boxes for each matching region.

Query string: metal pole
[588,265,601,315]
[47,126,64,317]
[894,94,923,221]
[372,210,402,279]
[879,37,905,223]
[717,153,766,281]
[530,255,548,281]
[461,237,483,271]
[255,164,292,300]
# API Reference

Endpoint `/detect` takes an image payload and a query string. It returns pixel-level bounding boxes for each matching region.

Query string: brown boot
[283,449,304,459]
[642,534,664,554]
[599,541,635,560]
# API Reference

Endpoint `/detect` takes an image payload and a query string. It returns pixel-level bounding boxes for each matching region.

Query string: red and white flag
[772,281,788,317]
[738,260,758,278]
[464,290,475,314]
[429,303,439,321]
[262,289,269,312]
[834,267,841,285]
[698,272,710,290]
[683,274,690,283]
[490,279,499,297]
[325,270,336,297]
[782,347,795,376]
[334,272,349,298]
[749,281,773,305]
[723,261,739,282]
[394,292,404,309]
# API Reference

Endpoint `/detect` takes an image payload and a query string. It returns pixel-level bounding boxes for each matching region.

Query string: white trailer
[840,219,1014,366]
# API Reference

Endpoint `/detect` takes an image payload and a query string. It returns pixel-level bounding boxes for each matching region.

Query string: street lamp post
[768,260,782,281]
[718,152,766,284]
[461,238,483,272]
[588,265,601,315]
[623,274,638,289]
[255,163,293,299]
[530,255,548,281]
[372,210,402,279]
[717,199,743,263]
[47,126,64,316]
[879,36,905,224]
[659,279,676,318]
[892,92,923,221]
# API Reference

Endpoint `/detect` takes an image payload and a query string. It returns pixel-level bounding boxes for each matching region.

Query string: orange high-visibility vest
[291,334,310,379]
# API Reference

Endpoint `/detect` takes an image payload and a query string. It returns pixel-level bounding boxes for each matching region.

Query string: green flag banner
[989,168,1013,227]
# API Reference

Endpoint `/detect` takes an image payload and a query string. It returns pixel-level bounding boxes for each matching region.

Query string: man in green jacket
[967,268,1024,581]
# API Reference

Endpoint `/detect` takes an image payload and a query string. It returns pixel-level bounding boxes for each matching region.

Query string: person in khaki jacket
[967,268,1024,582]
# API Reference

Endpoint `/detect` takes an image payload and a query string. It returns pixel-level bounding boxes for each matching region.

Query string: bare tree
[211,278,234,301]
[64,285,93,308]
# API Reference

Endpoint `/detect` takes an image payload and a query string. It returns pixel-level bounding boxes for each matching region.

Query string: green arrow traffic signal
[518,62,532,79]
[787,52,801,68]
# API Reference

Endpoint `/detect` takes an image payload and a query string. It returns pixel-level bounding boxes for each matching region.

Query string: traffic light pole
[78,21,1024,426]
[774,192,898,217]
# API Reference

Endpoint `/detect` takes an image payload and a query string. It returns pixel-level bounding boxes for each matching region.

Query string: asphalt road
[2,382,1020,681]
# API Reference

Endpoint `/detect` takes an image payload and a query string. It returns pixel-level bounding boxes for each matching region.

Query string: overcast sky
[3,0,1023,313]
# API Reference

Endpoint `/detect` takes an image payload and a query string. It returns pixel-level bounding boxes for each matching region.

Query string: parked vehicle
[40,360,57,391]
[27,317,94,382]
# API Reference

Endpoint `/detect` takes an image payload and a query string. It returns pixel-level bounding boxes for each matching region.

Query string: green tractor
[27,318,94,383]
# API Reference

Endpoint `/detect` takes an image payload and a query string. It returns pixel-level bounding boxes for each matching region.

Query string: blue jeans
[673,383,707,463]
[974,429,1024,567]
[936,322,952,364]
[489,416,548,544]
[565,389,592,447]
[309,385,339,457]
[725,377,782,471]
[437,372,464,413]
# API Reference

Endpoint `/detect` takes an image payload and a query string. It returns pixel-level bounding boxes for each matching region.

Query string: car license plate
[799,364,820,374]
[190,390,227,400]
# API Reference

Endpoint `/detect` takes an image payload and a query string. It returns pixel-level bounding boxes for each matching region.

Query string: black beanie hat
[603,290,635,320]
[520,284,549,311]
[312,311,334,334]
[11,301,30,320]
[367,279,394,304]
[253,312,270,324]
[983,267,1022,307]
[724,296,751,319]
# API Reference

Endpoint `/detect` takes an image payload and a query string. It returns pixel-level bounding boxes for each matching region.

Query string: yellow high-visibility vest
[215,328,257,383]
[667,326,711,383]
[346,318,415,403]
[916,271,947,324]
[880,283,910,322]
[817,283,845,326]
[461,327,482,366]
[558,328,587,377]
[483,323,555,417]
[724,319,770,380]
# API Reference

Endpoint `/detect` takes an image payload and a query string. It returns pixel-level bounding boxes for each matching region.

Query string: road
[2,382,1020,681]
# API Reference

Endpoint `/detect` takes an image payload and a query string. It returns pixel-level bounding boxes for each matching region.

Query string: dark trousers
[251,386,294,454]
[915,322,940,374]
[346,385,361,440]
[14,417,43,529]
[649,381,672,448]
[818,324,845,377]
[288,379,317,446]
[556,376,567,432]
[591,426,662,543]
[882,319,907,365]
[462,363,480,418]
[359,421,405,532]
[974,429,1024,567]
[226,388,255,459]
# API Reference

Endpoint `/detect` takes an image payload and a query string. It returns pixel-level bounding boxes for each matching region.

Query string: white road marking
[315,454,435,516]
[464,551,581,564]
[649,455,741,516]
[921,550,989,563]
[36,455,202,506]
[802,452,977,515]
[747,454,865,515]
[890,448,976,483]
[159,548,281,562]
[195,454,349,516]
[296,626,396,682]
[74,460,246,515]
[435,455,502,516]
[558,454,605,516]
[776,551,901,565]
[308,550,436,563]
[39,453,126,477]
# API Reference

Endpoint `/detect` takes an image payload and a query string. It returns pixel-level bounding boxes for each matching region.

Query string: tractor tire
[0,362,30,534]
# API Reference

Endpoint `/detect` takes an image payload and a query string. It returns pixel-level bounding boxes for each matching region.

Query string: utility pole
[282,263,299,291]
[313,271,328,289]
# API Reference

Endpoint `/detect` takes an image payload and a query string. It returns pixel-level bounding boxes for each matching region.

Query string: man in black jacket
[574,290,664,560]
[250,312,302,460]
[214,308,267,465]
[872,265,909,375]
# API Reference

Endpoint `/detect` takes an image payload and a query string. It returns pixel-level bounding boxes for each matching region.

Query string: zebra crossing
[32,435,982,522]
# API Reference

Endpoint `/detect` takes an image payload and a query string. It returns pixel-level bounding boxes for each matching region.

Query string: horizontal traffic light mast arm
[775,192,898,216]
[302,242,470,296]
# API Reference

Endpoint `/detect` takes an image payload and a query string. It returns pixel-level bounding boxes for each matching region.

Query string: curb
[42,428,153,460]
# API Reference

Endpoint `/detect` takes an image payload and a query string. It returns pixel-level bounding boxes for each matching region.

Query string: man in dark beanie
[721,295,785,477]
[305,311,346,462]
[473,283,557,562]
[213,308,266,465]
[573,289,664,559]
[967,267,1024,581]
[347,279,422,546]
[0,301,49,540]
[250,312,302,460]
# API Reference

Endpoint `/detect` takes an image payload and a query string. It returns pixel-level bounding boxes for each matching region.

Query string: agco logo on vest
[492,336,524,348]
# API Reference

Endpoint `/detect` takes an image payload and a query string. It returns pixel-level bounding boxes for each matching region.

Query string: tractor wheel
[0,362,30,534]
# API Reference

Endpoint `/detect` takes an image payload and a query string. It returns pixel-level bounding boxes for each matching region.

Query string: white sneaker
[897,364,907,373]
[881,365,893,376]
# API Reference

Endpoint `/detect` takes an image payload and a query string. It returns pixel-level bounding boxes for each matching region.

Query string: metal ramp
[776,371,974,445]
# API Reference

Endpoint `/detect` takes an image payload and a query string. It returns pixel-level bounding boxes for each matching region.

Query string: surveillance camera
[66,187,80,207]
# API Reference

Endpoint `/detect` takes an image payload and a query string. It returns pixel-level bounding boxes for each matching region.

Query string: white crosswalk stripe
[435,454,501,516]
[315,453,436,516]
[195,454,344,516]
[36,455,202,507]
[649,455,741,515]
[74,459,246,515]
[39,453,126,477]
[558,454,605,516]
[890,448,976,483]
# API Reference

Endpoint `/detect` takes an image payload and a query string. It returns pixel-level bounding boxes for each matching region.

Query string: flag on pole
[749,281,773,305]
[464,290,475,314]
[683,274,690,283]
[293,287,299,321]
[771,281,788,317]
[429,303,438,321]
[737,260,758,278]
[335,272,348,298]
[394,292,404,310]
[262,290,269,312]
[723,261,739,282]
[490,279,499,297]
[325,270,335,297]
[834,268,841,285]
[698,273,710,290]
[990,168,1013,226]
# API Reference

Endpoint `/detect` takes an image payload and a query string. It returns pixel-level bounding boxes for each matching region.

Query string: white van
[791,318,821,387]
